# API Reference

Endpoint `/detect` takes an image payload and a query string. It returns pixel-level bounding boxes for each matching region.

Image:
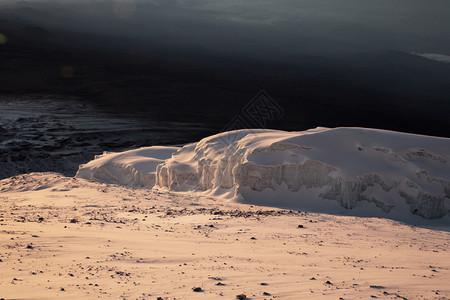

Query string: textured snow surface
[76,146,179,188]
[76,127,450,221]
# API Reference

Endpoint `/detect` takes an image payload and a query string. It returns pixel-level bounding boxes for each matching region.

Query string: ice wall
[77,128,450,220]
[153,128,450,219]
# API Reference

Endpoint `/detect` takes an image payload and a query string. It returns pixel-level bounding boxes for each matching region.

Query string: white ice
[77,127,450,221]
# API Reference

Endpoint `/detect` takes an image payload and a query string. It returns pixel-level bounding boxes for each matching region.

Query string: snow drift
[76,127,450,220]
[76,146,179,188]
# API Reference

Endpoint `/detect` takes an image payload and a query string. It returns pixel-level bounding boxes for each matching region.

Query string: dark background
[1,0,450,138]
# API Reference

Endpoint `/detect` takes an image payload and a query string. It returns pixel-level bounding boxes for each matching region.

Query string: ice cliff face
[77,127,450,220]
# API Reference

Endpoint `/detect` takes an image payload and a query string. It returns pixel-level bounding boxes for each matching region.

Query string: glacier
[76,127,450,221]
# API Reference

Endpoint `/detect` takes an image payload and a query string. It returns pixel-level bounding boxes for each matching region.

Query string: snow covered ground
[1,172,449,299]
[1,127,449,299]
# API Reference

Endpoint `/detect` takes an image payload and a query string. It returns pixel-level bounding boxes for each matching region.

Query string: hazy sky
[1,0,449,61]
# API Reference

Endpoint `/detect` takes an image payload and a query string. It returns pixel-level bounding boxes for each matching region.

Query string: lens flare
[60,65,74,78]
[0,33,8,45]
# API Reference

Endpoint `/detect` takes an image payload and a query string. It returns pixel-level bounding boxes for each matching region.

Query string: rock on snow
[76,127,450,220]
